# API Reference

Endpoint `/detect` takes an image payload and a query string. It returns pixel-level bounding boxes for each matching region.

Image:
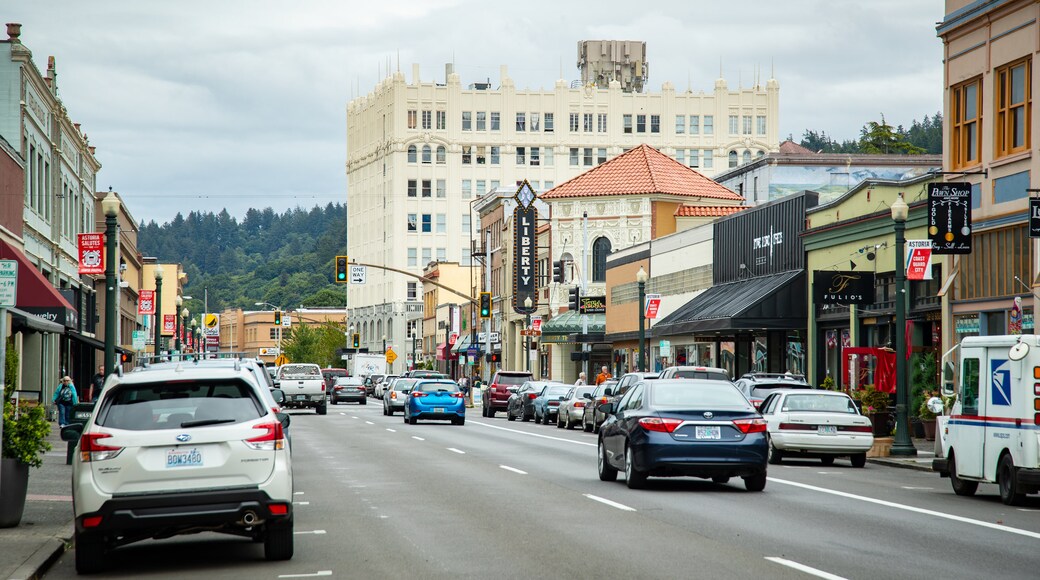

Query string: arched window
[756,150,765,158]
[407,145,417,163]
[422,145,432,164]
[436,146,446,164]
[362,322,369,341]
[560,252,574,284]
[386,318,393,340]
[728,150,738,168]
[592,237,611,282]
[742,150,751,164]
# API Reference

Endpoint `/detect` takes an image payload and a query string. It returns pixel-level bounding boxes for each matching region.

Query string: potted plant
[854,385,892,438]
[910,351,938,439]
[917,390,938,441]
[820,375,836,391]
[1,342,52,528]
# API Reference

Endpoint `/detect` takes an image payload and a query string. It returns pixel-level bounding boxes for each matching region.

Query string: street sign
[259,347,280,356]
[467,345,480,357]
[478,332,500,343]
[350,265,367,284]
[520,329,541,336]
[132,330,146,350]
[386,348,397,364]
[660,339,671,358]
[645,293,662,319]
[531,318,542,331]
[274,354,289,366]
[449,332,458,345]
[0,260,17,307]
[906,240,933,281]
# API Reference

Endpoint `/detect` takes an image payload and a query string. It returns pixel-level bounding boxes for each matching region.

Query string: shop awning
[0,240,78,328]
[541,311,606,343]
[8,307,64,334]
[653,270,806,335]
[436,342,457,361]
[451,333,472,354]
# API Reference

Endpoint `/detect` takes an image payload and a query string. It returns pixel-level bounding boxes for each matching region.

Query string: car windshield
[670,370,730,381]
[279,365,320,379]
[335,377,364,386]
[416,381,459,393]
[392,379,417,392]
[783,394,857,413]
[651,382,751,409]
[543,386,570,398]
[97,379,264,430]
[750,383,811,398]
[496,374,531,386]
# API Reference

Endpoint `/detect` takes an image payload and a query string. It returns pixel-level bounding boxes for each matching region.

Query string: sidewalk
[867,436,936,472]
[1,424,73,580]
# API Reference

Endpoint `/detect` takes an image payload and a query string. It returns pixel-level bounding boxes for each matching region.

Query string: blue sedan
[598,379,768,490]
[404,379,466,425]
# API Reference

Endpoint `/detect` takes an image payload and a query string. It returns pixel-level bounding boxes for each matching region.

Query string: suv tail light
[527,393,537,400]
[732,418,768,434]
[245,422,285,451]
[638,417,683,433]
[80,433,123,462]
[452,392,465,399]
[411,391,426,398]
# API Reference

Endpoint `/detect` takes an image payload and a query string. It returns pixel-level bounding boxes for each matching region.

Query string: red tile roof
[541,144,744,201]
[674,205,749,217]
[778,140,816,155]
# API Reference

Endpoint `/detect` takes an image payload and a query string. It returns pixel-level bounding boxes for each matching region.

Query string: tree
[858,114,926,155]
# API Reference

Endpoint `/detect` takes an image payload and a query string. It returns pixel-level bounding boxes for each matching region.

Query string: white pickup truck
[276,363,327,415]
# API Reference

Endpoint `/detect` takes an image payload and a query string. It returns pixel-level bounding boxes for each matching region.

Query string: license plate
[166,448,202,468]
[695,426,721,440]
[818,425,837,435]
[296,395,307,400]
[434,407,445,413]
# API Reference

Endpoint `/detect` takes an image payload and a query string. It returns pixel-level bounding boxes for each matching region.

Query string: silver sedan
[557,385,596,429]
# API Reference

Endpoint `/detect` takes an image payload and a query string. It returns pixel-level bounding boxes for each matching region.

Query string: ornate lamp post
[179,307,189,353]
[174,295,183,352]
[636,266,648,373]
[153,265,164,359]
[524,296,533,372]
[102,191,120,377]
[190,318,198,350]
[890,193,917,457]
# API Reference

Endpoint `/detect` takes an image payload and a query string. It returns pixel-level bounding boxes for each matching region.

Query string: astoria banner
[138,290,155,315]
[77,233,105,275]
[813,270,875,305]
[512,180,538,314]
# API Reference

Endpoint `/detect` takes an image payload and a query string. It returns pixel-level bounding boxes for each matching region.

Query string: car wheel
[507,408,516,421]
[557,415,565,429]
[74,530,107,574]
[481,405,488,417]
[522,410,531,422]
[820,456,835,466]
[767,437,783,465]
[409,416,417,425]
[487,407,496,419]
[743,473,767,492]
[452,417,465,426]
[382,404,388,416]
[597,439,618,482]
[850,453,867,469]
[331,398,338,405]
[264,517,294,561]
[998,453,1026,506]
[625,445,648,489]
[947,453,977,496]
[316,403,327,416]
[711,476,730,484]
[593,423,600,435]
[360,399,367,405]
[583,419,593,432]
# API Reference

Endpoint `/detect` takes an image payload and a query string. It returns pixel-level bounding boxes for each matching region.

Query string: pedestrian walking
[53,375,79,427]
[595,366,611,386]
[88,364,105,402]
[575,372,587,386]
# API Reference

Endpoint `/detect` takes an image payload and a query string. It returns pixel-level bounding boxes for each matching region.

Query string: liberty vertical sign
[512,180,538,314]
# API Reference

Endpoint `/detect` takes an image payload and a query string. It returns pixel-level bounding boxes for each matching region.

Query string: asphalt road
[48,399,1040,579]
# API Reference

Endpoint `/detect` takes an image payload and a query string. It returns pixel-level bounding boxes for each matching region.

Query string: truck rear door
[952,351,984,478]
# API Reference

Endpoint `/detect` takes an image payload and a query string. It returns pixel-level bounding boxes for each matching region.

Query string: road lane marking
[351,416,359,419]
[339,412,346,415]
[412,436,425,441]
[386,428,397,432]
[293,530,327,535]
[770,477,1040,540]
[1018,509,1040,512]
[584,494,636,512]
[500,465,527,475]
[816,472,844,475]
[472,421,596,446]
[293,501,310,505]
[901,486,934,490]
[765,557,846,580]
[447,448,465,454]
[365,421,374,425]
[293,492,304,495]
[278,572,333,578]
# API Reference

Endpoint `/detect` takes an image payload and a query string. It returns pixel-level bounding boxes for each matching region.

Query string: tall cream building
[346,42,780,351]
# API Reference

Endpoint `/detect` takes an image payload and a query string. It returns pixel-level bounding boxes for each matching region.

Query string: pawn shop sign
[906,240,933,281]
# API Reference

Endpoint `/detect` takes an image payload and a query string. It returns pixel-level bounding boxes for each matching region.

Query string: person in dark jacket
[88,365,105,402]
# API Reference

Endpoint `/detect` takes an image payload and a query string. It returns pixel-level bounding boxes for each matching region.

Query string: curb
[6,533,68,580]
[867,458,934,473]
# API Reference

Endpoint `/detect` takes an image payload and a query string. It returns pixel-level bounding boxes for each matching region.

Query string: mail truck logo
[991,359,1011,407]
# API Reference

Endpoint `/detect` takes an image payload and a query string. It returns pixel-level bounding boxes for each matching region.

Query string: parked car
[597,378,768,491]
[363,373,386,395]
[506,380,549,422]
[321,368,348,392]
[68,364,294,573]
[613,372,658,400]
[373,374,398,398]
[331,376,367,405]
[401,370,447,379]
[533,382,573,425]
[482,370,533,418]
[582,380,620,433]
[657,366,731,382]
[758,389,872,467]
[557,385,597,429]
[404,379,465,425]
[734,372,812,409]
[383,378,416,416]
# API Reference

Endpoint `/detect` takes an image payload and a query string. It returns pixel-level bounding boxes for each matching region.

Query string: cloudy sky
[6,0,943,225]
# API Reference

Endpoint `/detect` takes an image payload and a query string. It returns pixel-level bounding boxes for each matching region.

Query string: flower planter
[0,457,30,528]
[868,437,894,458]
[869,411,892,437]
[921,419,936,441]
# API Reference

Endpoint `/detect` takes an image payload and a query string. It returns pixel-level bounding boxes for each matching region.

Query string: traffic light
[568,286,580,311]
[273,310,282,326]
[479,292,492,319]
[352,333,360,349]
[552,260,564,283]
[486,352,500,363]
[335,256,348,283]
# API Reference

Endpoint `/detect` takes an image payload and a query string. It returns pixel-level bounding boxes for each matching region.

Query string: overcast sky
[6,0,943,225]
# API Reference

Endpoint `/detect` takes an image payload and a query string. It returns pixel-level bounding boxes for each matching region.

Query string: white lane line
[816,471,844,475]
[770,477,1040,540]
[583,494,636,512]
[293,530,327,535]
[412,436,425,441]
[386,428,397,432]
[901,486,934,490]
[351,416,359,419]
[293,491,305,495]
[365,421,374,425]
[447,447,466,454]
[293,501,310,505]
[499,465,527,475]
[1018,509,1040,513]
[765,557,847,580]
[339,412,346,415]
[278,572,333,578]
[472,421,596,447]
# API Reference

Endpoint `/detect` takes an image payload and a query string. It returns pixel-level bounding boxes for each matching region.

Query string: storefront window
[955,314,979,340]
[753,335,768,373]
[985,311,1005,336]
[787,335,805,376]
[720,342,735,378]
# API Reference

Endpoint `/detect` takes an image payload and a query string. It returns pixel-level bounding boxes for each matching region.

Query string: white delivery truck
[932,335,1040,505]
[350,353,387,380]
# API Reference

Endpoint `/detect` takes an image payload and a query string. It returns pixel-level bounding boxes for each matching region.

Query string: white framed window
[407,213,417,231]
[490,146,500,164]
[570,148,579,166]
[461,247,471,265]
[462,180,472,199]
[436,146,446,164]
[676,149,685,165]
[728,115,738,134]
[544,112,554,132]
[636,114,646,132]
[569,112,579,132]
[462,146,472,164]
[476,111,486,131]
[422,180,431,198]
[531,147,540,166]
[583,147,593,166]
[421,248,431,265]
[421,214,432,232]
[516,113,526,131]
[421,145,431,164]
[407,179,417,197]
[408,110,417,129]
[421,110,432,129]
[408,248,417,267]
[675,115,685,134]
[743,115,752,135]
[583,113,593,132]
[490,111,500,130]
[407,281,417,300]
[530,112,540,131]
[516,146,526,165]
[544,147,554,166]
[688,149,699,168]
[597,148,606,164]
[436,214,446,233]
[476,180,486,196]
[462,111,472,131]
[703,149,713,169]
[436,247,446,262]
[650,115,660,133]
[623,114,632,133]
[436,179,446,198]
[544,180,554,189]
[597,113,607,133]
[703,116,713,135]
[490,180,500,190]
[407,145,417,163]
[436,111,446,130]
[462,214,471,233]
[476,146,486,165]
[757,115,767,135]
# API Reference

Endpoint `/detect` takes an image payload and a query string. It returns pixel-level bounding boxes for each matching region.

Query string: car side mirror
[276,412,291,430]
[597,402,614,414]
[272,380,281,388]
[61,423,84,442]
[271,389,286,404]
[558,396,566,401]
[582,393,593,400]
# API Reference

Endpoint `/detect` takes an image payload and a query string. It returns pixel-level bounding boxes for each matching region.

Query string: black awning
[67,330,105,350]
[653,270,806,335]
[8,307,65,334]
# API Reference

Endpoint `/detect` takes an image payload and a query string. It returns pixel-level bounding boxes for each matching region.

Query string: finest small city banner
[77,233,105,275]
[138,290,155,315]
[812,271,875,305]
[927,182,972,254]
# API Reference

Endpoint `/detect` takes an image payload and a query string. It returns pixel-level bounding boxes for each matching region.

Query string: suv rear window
[494,373,531,386]
[416,381,459,393]
[97,379,264,431]
[750,383,812,398]
[671,370,730,381]
[280,364,321,379]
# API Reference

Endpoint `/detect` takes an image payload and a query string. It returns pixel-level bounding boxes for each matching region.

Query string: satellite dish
[1009,341,1030,361]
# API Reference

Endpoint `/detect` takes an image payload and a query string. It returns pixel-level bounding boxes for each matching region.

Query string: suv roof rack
[136,352,251,369]
[739,372,807,381]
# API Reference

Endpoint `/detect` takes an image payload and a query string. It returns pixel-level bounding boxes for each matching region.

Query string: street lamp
[190,318,198,350]
[175,295,183,352]
[153,265,164,359]
[382,334,387,354]
[102,191,120,377]
[411,332,418,371]
[890,193,916,457]
[636,266,648,373]
[524,296,533,372]
[179,307,189,352]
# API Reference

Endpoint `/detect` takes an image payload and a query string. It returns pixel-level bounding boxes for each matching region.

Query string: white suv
[68,362,294,573]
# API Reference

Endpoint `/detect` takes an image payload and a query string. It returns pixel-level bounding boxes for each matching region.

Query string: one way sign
[350,265,366,284]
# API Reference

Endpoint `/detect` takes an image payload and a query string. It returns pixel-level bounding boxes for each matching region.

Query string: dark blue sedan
[598,379,768,490]
[404,379,465,425]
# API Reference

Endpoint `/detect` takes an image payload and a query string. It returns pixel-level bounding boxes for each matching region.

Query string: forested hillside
[138,204,347,315]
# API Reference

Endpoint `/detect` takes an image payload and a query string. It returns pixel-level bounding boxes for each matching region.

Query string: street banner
[0,260,16,307]
[645,293,662,319]
[138,290,155,315]
[531,317,542,332]
[78,233,105,275]
[512,180,538,314]
[813,271,875,305]
[163,314,176,333]
[1030,199,1040,238]
[927,182,972,254]
[906,240,933,281]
